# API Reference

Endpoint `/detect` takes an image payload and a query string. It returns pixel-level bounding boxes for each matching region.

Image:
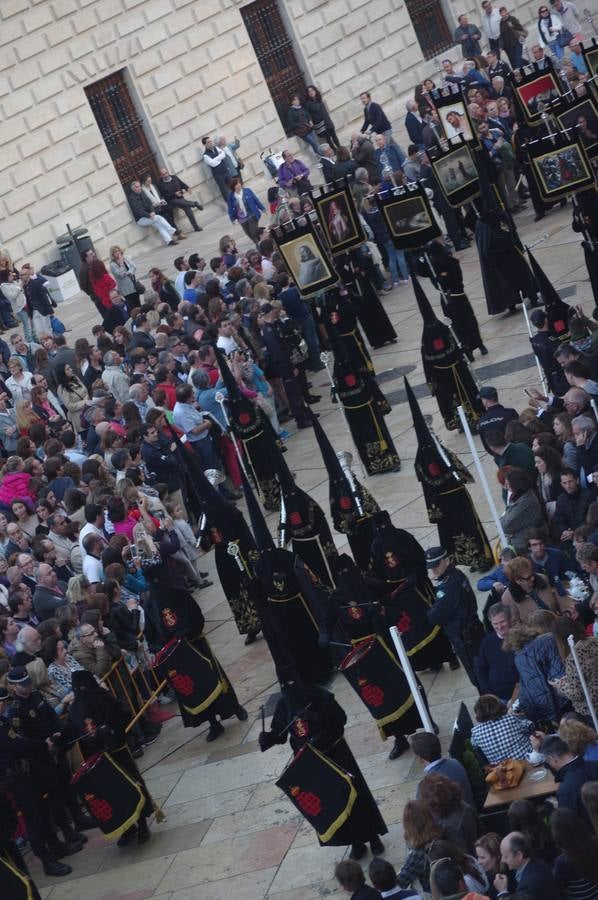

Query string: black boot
[206,720,225,742]
[236,705,249,721]
[43,858,73,877]
[349,842,367,860]
[370,836,385,855]
[117,825,138,847]
[388,734,409,760]
[137,816,151,844]
[480,344,488,355]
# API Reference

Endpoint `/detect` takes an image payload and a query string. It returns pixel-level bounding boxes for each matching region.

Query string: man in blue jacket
[496,831,559,900]
[359,91,393,144]
[541,735,598,821]
[475,602,519,701]
[374,134,405,180]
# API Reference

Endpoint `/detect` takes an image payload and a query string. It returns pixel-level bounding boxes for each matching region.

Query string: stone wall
[0,0,595,266]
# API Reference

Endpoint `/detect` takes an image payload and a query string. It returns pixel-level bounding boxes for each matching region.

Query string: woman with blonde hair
[501,556,558,624]
[559,716,598,760]
[109,244,141,311]
[397,800,443,892]
[6,357,33,403]
[15,399,42,436]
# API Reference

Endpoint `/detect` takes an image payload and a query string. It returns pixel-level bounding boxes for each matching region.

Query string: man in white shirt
[79,503,106,559]
[174,256,189,298]
[82,533,103,584]
[215,315,240,355]
[201,136,229,201]
[481,0,502,51]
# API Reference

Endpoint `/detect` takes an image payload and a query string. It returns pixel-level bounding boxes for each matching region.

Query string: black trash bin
[56,227,95,285]
[40,260,71,278]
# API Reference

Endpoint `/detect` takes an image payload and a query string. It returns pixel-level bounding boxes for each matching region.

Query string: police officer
[477,386,519,454]
[5,668,86,873]
[0,677,73,877]
[425,547,484,690]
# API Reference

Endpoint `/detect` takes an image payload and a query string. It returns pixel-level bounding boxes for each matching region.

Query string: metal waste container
[56,227,95,285]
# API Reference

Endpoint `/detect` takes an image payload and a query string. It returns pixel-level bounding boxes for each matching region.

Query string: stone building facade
[0,0,593,265]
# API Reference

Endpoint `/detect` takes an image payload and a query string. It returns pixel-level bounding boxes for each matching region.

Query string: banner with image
[581,38,598,103]
[552,93,598,159]
[374,181,441,249]
[312,180,366,255]
[272,216,339,297]
[525,129,595,202]
[428,137,480,208]
[430,84,480,147]
[509,60,562,125]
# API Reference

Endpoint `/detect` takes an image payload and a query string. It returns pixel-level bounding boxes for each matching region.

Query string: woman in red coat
[90,260,117,312]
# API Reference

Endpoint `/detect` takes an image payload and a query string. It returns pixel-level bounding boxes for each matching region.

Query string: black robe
[333,356,400,475]
[147,536,241,727]
[420,250,484,354]
[320,288,376,376]
[269,682,387,846]
[200,503,262,636]
[475,210,537,315]
[421,318,482,431]
[369,513,453,670]
[253,547,333,684]
[68,671,154,820]
[337,252,397,348]
[322,558,426,741]
[415,448,493,571]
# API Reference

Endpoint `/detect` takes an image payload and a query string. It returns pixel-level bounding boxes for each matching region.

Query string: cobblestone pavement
[29,199,584,899]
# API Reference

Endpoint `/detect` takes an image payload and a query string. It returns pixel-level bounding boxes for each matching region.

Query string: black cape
[405,377,492,571]
[330,330,400,475]
[269,681,387,845]
[413,274,482,430]
[216,347,280,510]
[311,414,380,571]
[418,245,484,354]
[368,511,453,670]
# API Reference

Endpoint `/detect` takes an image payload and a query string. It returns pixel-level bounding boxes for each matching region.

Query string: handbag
[558,27,573,46]
[134,279,146,294]
[236,154,245,170]
[50,315,65,335]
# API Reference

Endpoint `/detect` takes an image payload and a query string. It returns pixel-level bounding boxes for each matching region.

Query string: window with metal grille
[405,0,453,60]
[85,70,158,187]
[241,0,307,134]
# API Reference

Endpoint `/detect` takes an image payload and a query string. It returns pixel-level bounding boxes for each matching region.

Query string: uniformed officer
[0,678,73,877]
[5,668,86,874]
[477,386,519,455]
[424,547,484,690]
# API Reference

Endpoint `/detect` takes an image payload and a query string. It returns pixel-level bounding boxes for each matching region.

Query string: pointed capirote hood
[241,468,276,553]
[527,247,571,341]
[404,376,458,480]
[412,272,439,326]
[311,413,350,492]
[404,376,431,448]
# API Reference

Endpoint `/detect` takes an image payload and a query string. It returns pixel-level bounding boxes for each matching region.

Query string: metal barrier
[100,656,166,733]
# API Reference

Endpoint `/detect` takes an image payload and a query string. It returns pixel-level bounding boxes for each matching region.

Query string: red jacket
[91,272,117,309]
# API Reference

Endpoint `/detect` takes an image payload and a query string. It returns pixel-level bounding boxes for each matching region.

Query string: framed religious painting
[510,61,562,125]
[581,39,598,103]
[555,94,598,158]
[527,131,595,201]
[375,182,441,249]
[312,181,365,255]
[272,217,339,296]
[430,84,479,147]
[429,138,480,207]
